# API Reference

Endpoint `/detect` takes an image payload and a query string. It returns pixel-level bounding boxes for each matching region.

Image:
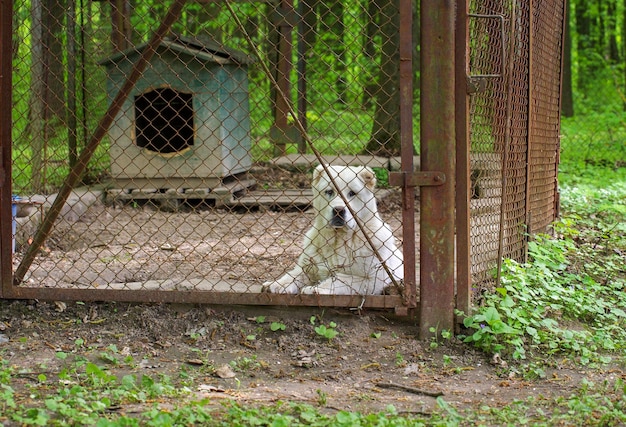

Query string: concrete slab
[270,154,420,171]
[224,188,394,210]
[14,187,103,251]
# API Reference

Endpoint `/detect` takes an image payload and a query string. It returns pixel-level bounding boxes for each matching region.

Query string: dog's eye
[347,190,357,198]
[325,189,335,197]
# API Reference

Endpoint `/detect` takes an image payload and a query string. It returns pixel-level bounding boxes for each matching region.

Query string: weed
[395,352,406,367]
[428,326,452,349]
[310,315,339,340]
[229,355,263,372]
[314,322,339,340]
[372,167,389,188]
[459,172,626,365]
[270,322,286,331]
[315,389,328,406]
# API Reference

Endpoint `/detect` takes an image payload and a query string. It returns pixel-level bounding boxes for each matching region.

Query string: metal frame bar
[419,0,456,337]
[524,0,535,260]
[398,0,417,311]
[495,0,518,287]
[455,0,471,318]
[2,285,403,310]
[0,0,14,298]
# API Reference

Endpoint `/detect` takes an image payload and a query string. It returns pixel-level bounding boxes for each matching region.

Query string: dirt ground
[16,164,406,291]
[0,299,615,418]
[2,164,621,418]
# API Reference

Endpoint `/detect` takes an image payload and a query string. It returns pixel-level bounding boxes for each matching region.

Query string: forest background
[8,0,625,194]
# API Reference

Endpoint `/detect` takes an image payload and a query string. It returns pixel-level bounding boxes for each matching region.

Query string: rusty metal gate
[1,0,564,334]
[1,0,420,314]
[456,0,565,310]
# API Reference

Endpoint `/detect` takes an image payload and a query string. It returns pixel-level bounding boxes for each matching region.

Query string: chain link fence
[3,0,567,314]
[7,0,415,309]
[465,0,564,294]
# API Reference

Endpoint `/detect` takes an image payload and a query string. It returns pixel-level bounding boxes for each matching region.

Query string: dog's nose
[333,207,345,219]
[330,207,346,228]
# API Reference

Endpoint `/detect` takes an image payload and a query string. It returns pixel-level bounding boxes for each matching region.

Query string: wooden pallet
[106,178,257,210]
[224,189,313,210]
[107,184,394,212]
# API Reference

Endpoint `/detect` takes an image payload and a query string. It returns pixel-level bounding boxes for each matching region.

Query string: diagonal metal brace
[388,171,446,188]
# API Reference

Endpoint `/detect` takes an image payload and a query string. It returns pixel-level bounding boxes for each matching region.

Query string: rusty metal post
[455,0,471,317]
[0,0,13,297]
[398,0,417,310]
[419,0,456,338]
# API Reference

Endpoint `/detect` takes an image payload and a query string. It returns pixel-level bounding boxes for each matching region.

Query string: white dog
[264,164,403,295]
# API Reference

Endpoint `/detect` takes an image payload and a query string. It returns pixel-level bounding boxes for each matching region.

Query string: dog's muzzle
[330,207,346,228]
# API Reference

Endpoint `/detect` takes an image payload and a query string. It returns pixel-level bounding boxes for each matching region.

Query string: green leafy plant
[372,167,389,188]
[428,326,453,349]
[460,209,626,364]
[394,352,406,367]
[314,322,339,341]
[310,315,339,340]
[270,322,286,331]
[229,355,263,372]
[315,389,328,406]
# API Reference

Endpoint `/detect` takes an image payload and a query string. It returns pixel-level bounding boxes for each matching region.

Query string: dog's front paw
[301,283,334,295]
[262,281,299,294]
[300,286,319,295]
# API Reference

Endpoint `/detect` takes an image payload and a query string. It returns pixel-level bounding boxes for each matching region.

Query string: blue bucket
[11,195,19,253]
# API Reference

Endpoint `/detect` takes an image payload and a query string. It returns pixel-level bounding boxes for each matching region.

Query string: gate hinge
[388,171,446,187]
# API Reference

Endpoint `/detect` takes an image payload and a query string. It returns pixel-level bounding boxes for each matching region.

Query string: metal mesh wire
[527,0,563,233]
[4,0,564,308]
[467,0,563,292]
[8,0,412,305]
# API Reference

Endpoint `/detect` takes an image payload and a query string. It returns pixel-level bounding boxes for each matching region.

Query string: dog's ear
[358,167,377,191]
[312,164,327,187]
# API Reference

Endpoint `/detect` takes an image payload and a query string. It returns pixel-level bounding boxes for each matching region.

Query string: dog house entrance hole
[135,88,194,154]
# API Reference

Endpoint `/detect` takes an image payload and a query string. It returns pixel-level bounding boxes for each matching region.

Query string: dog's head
[311,165,378,230]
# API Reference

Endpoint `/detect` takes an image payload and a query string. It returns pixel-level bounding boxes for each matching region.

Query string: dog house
[99,35,253,191]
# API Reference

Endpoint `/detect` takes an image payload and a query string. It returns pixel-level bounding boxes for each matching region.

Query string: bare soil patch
[3,164,620,418]
[0,299,603,417]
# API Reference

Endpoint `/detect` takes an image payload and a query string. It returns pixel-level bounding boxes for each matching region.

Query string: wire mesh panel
[527,0,564,233]
[466,0,563,294]
[6,0,416,310]
[468,0,513,287]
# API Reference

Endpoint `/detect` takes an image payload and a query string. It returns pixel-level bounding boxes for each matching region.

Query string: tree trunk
[67,0,78,168]
[29,0,46,192]
[43,0,67,123]
[361,0,381,109]
[330,0,347,105]
[364,0,401,156]
[574,0,597,91]
[110,0,131,51]
[561,0,574,117]
[317,0,347,105]
[622,0,626,111]
[607,0,619,62]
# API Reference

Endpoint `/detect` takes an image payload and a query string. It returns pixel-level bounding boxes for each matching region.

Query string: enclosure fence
[459,0,564,300]
[1,0,565,333]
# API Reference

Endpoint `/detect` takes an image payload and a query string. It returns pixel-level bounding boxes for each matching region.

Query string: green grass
[560,112,626,169]
[459,165,626,366]
[2,352,625,426]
